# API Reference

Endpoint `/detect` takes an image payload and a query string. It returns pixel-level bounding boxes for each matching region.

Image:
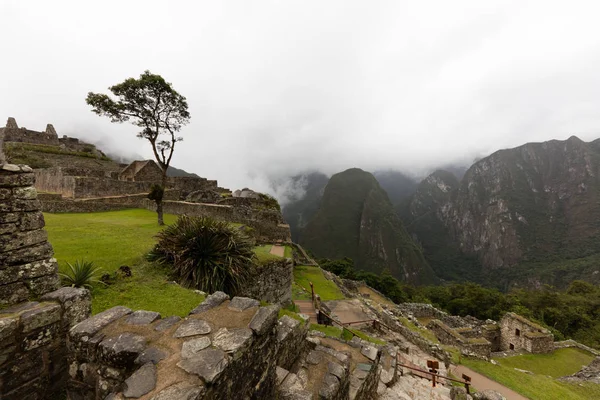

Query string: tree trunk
[157,171,168,226]
[157,200,164,226]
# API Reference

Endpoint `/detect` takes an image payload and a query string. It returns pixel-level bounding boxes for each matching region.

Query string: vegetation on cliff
[300,168,436,284]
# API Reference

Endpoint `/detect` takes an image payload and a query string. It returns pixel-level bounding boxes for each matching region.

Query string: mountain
[300,168,437,285]
[281,172,329,241]
[372,170,418,205]
[400,136,600,288]
[167,165,200,178]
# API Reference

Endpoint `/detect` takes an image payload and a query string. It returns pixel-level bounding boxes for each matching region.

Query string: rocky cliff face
[401,136,600,286]
[300,168,436,284]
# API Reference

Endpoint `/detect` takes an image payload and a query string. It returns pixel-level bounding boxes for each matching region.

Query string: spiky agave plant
[148,216,256,295]
[60,260,104,289]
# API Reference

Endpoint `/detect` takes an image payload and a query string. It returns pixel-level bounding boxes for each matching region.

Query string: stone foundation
[500,312,553,353]
[427,320,491,359]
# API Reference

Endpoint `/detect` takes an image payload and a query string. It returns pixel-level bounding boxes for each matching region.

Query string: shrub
[60,260,104,289]
[148,216,256,295]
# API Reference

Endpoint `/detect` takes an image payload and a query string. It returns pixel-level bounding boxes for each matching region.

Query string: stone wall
[240,258,294,305]
[0,164,61,304]
[1,118,60,147]
[0,161,92,399]
[67,293,283,400]
[500,312,553,353]
[427,320,491,359]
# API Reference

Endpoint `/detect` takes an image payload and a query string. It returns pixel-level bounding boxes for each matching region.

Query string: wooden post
[309,281,314,302]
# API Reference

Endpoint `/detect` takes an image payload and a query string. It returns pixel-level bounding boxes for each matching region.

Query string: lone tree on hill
[86,71,190,225]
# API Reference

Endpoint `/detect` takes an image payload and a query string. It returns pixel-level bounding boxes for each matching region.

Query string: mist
[2,0,600,197]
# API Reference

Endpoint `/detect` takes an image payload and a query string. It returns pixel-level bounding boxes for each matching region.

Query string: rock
[228,296,260,311]
[181,337,212,358]
[249,305,279,335]
[318,373,340,399]
[123,363,157,398]
[276,366,289,385]
[361,345,378,361]
[173,319,211,338]
[212,327,253,353]
[150,382,205,400]
[135,347,167,365]
[309,330,326,338]
[99,333,147,368]
[154,316,181,332]
[126,310,161,325]
[190,291,229,314]
[450,386,470,400]
[327,361,346,380]
[472,389,507,400]
[306,350,323,365]
[70,306,132,339]
[20,302,61,332]
[177,348,228,383]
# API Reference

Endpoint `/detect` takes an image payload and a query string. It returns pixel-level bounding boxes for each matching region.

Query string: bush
[148,216,256,295]
[60,260,104,289]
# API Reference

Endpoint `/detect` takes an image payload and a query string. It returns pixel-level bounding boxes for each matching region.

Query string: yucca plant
[60,260,104,289]
[148,216,256,295]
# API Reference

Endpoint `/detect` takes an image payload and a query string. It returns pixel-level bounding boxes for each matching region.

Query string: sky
[2,0,600,197]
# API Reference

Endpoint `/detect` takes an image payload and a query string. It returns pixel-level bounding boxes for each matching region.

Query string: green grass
[293,265,345,301]
[284,246,293,258]
[398,316,440,344]
[45,209,204,316]
[462,348,600,400]
[496,348,594,378]
[279,308,306,323]
[253,244,283,264]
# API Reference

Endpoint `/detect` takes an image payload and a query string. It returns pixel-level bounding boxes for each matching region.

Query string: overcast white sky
[2,0,600,194]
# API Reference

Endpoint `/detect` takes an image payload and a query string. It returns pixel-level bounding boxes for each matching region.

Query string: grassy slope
[293,265,345,301]
[462,348,599,400]
[45,209,205,316]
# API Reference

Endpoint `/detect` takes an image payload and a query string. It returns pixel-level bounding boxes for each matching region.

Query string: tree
[86,71,190,225]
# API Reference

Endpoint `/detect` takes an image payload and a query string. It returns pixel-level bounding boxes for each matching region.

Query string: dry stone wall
[500,312,553,353]
[240,258,293,305]
[0,158,92,399]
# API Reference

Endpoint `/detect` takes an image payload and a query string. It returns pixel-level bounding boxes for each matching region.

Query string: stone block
[249,304,280,336]
[25,273,61,297]
[319,373,340,399]
[18,210,45,231]
[212,327,253,353]
[20,302,61,332]
[126,310,161,325]
[0,211,20,224]
[177,348,229,383]
[41,287,92,328]
[0,242,53,265]
[0,171,34,188]
[23,321,60,351]
[0,222,17,235]
[154,315,181,332]
[99,333,147,369]
[13,186,38,200]
[181,337,211,358]
[228,296,260,311]
[0,281,29,306]
[0,348,45,392]
[135,347,168,365]
[0,344,16,367]
[0,198,41,213]
[361,345,379,361]
[173,319,211,338]
[0,229,48,252]
[123,363,157,398]
[70,306,132,340]
[0,314,19,343]
[150,382,205,400]
[189,291,229,314]
[0,258,58,284]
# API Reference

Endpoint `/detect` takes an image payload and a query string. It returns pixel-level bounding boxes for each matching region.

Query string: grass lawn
[462,348,600,400]
[253,244,283,264]
[44,209,204,317]
[293,265,345,301]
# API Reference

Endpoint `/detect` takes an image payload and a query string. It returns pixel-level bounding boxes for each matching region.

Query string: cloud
[2,0,600,196]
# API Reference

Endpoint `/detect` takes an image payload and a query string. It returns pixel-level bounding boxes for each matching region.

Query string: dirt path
[269,244,285,257]
[451,365,529,400]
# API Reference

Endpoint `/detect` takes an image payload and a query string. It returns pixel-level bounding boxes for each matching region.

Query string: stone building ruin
[119,160,163,183]
[500,312,554,353]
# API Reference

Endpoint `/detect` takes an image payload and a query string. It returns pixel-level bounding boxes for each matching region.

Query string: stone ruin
[66,291,387,399]
[0,156,92,399]
[499,312,554,354]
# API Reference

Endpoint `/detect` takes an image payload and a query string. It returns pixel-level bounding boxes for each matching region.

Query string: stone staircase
[276,331,381,399]
[295,299,318,323]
